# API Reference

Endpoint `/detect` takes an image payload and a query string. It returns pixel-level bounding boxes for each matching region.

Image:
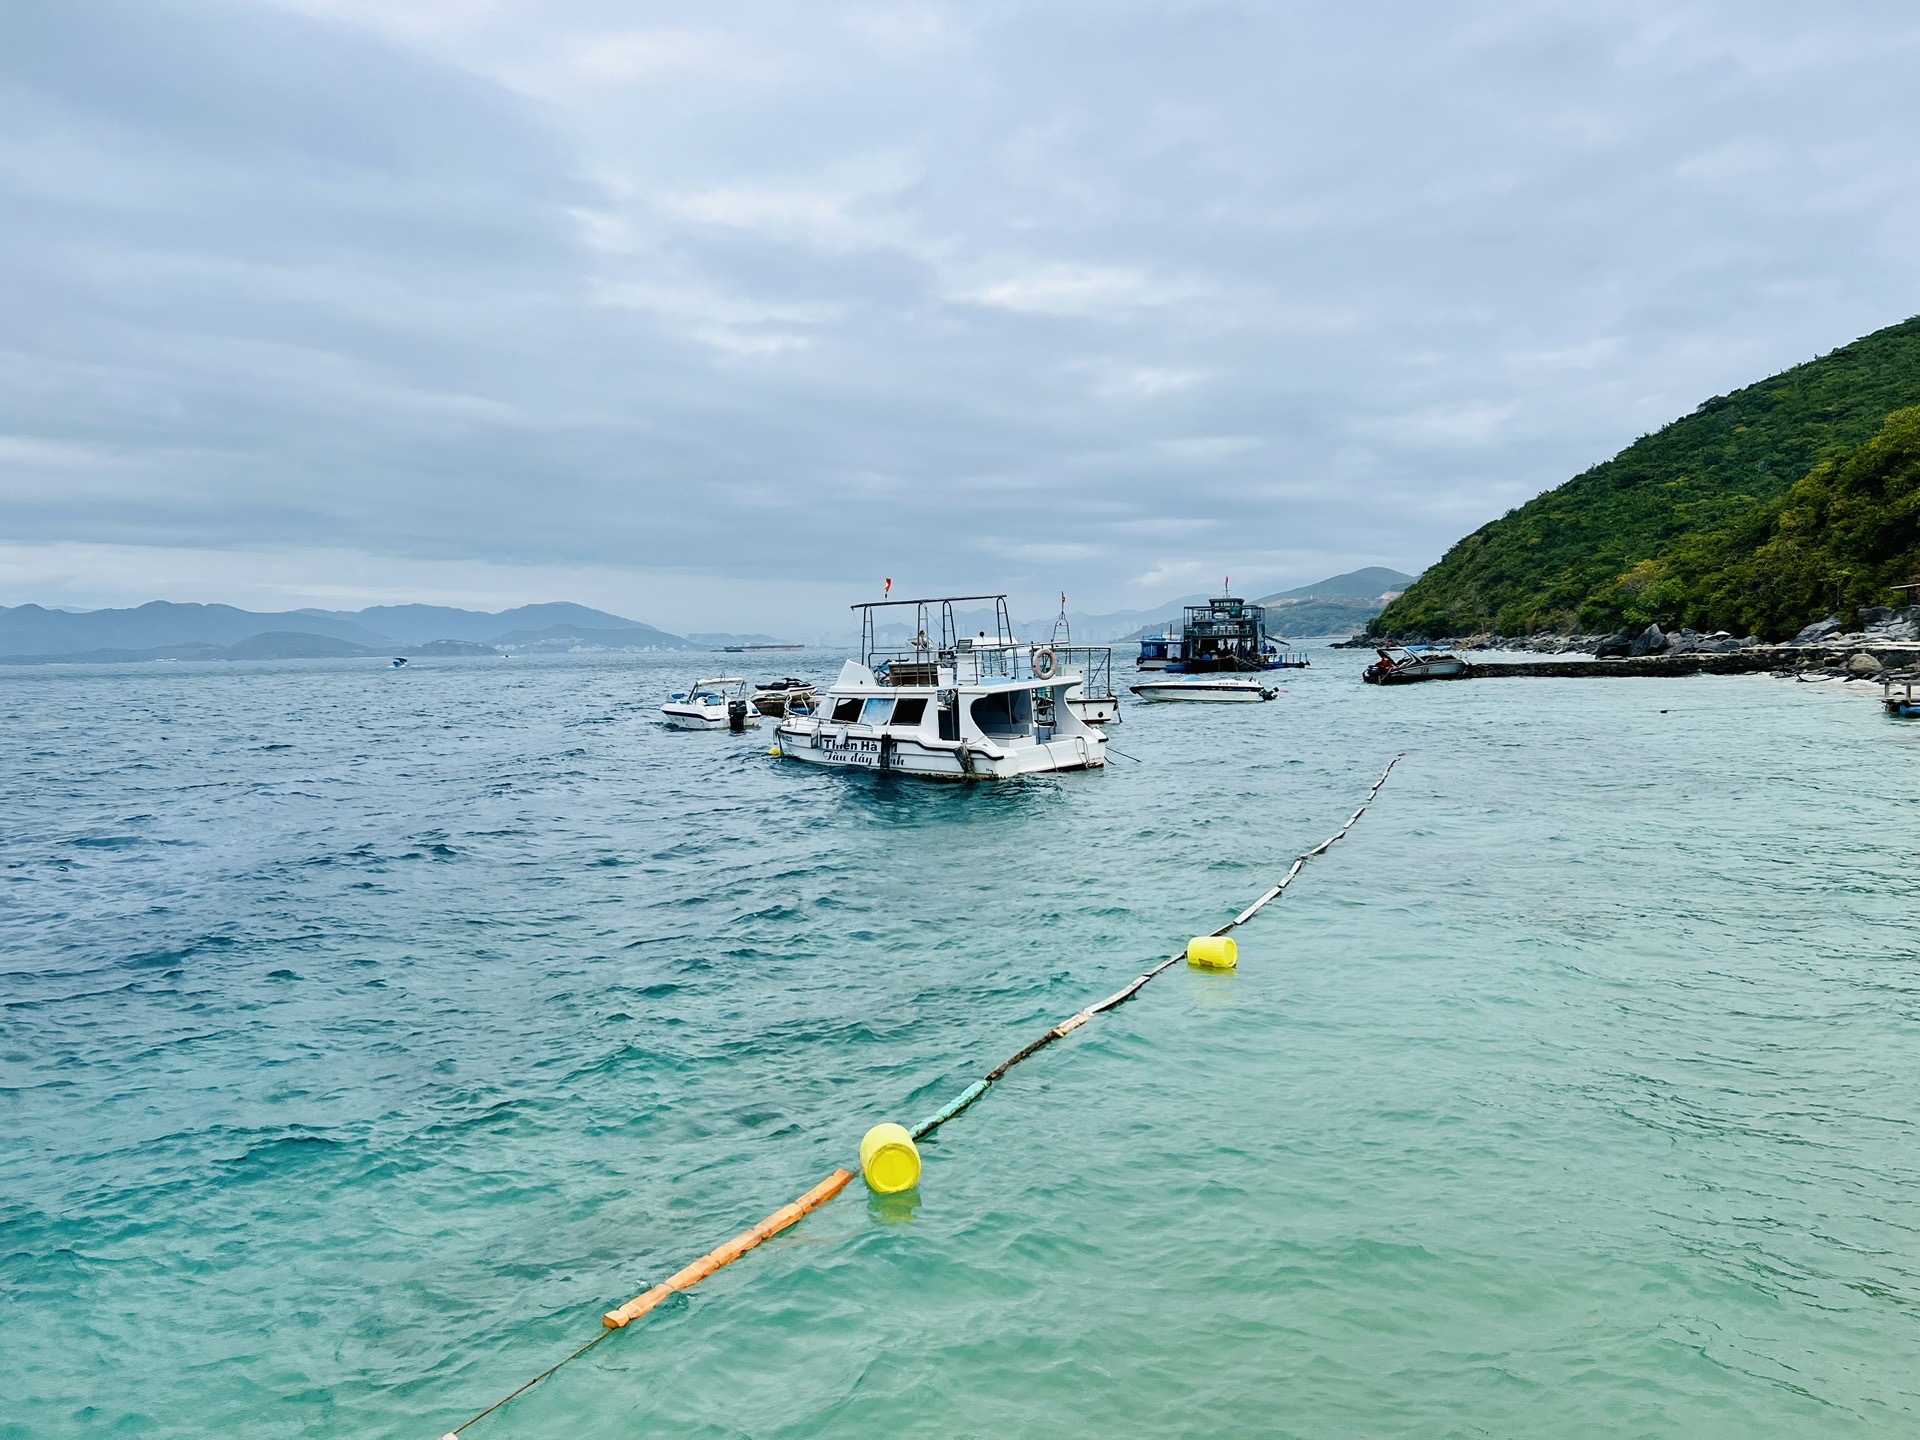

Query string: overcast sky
[4,0,1919,629]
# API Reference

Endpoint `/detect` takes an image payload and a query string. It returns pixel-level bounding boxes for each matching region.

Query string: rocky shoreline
[1350,607,1920,672]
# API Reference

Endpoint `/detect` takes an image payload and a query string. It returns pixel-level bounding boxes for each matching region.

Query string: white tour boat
[775,594,1108,779]
[1129,676,1276,703]
[661,676,761,730]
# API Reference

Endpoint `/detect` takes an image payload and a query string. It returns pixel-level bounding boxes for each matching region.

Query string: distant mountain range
[1247,566,1415,639]
[0,569,1416,665]
[0,600,696,663]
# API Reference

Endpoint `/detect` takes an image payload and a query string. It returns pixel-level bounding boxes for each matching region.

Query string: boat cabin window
[831,697,862,723]
[890,697,927,727]
[860,697,894,726]
[968,688,1031,738]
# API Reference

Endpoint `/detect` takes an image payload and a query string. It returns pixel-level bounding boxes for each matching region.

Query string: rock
[1846,651,1884,674]
[1860,607,1894,626]
[1666,633,1699,655]
[1793,616,1843,644]
[1627,624,1668,657]
[1594,632,1633,658]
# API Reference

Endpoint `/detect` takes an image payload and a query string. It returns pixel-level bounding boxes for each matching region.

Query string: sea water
[3,651,1917,1438]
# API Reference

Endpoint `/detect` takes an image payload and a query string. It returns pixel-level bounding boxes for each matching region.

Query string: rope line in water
[439,753,1402,1435]
[911,752,1401,1141]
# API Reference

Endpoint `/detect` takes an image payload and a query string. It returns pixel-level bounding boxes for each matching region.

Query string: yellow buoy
[859,1122,921,1194]
[1187,935,1237,969]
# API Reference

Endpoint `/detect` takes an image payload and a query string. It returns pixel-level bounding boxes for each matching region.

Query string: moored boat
[750,678,816,717]
[662,677,761,730]
[775,594,1107,779]
[1136,630,1180,670]
[1128,676,1276,702]
[1363,645,1467,685]
[1883,671,1920,717]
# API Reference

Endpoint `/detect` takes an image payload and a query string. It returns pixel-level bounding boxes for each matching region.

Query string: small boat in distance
[1129,676,1276,702]
[1135,593,1304,673]
[1883,671,1920,718]
[391,657,408,668]
[1363,645,1468,684]
[1137,629,1179,670]
[662,677,761,730]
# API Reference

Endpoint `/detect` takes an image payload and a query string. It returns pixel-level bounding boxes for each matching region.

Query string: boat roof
[689,676,746,688]
[850,592,1007,612]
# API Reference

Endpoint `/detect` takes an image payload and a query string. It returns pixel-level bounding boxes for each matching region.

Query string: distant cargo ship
[720,643,806,652]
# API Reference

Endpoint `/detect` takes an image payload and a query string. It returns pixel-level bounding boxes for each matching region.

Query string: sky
[4,0,1920,631]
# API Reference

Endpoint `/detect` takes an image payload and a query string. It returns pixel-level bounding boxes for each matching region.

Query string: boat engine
[728,699,749,732]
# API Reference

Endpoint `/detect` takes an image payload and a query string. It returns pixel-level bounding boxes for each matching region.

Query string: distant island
[0,570,1424,667]
[1374,315,1920,642]
[0,601,699,665]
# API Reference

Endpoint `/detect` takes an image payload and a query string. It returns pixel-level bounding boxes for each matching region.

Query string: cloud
[3,0,1920,629]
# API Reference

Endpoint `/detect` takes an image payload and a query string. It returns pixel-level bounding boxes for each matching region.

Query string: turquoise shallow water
[4,650,1919,1438]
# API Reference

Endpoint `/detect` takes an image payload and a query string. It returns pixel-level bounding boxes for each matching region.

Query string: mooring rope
[439,753,1402,1436]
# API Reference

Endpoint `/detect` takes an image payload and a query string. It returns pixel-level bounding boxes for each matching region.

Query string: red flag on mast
[884,577,892,598]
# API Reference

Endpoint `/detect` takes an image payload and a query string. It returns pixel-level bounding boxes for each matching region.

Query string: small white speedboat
[1129,676,1276,703]
[661,676,761,730]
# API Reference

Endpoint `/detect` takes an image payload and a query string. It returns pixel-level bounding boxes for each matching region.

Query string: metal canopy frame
[853,593,1014,669]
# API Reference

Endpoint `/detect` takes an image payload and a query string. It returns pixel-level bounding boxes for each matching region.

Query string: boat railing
[868,644,1052,686]
[1050,644,1114,697]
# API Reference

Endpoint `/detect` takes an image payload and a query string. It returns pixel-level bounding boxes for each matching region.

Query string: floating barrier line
[908,752,1401,1143]
[437,754,1401,1436]
[439,1169,853,1438]
[601,1169,853,1329]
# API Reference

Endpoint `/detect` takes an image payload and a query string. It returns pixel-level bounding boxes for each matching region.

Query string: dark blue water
[4,652,1918,1437]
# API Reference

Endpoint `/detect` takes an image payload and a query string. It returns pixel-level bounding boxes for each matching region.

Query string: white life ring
[1032,646,1058,680]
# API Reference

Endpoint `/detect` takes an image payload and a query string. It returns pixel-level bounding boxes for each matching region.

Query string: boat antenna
[1052,592,1071,647]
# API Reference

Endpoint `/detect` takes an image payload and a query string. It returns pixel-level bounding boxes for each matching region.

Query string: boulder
[1594,632,1633,658]
[1846,651,1884,674]
[1859,607,1894,626]
[1628,624,1668,657]
[1793,616,1843,644]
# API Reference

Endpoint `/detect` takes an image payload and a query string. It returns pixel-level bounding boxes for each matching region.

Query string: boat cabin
[1174,595,1287,672]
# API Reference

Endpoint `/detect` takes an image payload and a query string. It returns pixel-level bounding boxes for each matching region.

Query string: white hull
[662,706,758,728]
[1066,696,1121,723]
[1129,679,1273,703]
[660,675,761,728]
[776,718,1103,780]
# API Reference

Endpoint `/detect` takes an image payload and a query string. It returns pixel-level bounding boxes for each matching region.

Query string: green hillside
[1373,316,1920,638]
